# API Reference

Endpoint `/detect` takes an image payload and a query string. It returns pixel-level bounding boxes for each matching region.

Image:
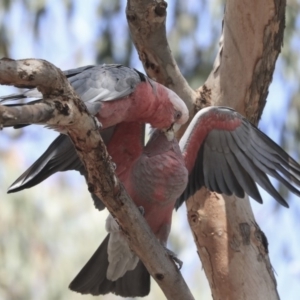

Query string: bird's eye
[175,111,182,119]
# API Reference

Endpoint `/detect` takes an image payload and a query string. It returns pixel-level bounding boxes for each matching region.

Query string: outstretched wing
[8,126,115,193]
[7,127,115,210]
[7,122,144,209]
[8,133,82,193]
[176,106,300,209]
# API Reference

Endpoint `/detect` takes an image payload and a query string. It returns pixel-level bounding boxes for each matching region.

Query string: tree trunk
[127,0,285,299]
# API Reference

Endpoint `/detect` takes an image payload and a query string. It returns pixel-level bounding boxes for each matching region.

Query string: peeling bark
[128,0,285,299]
[0,58,194,300]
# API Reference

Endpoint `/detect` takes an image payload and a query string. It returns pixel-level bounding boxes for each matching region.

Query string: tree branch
[126,0,197,114]
[0,58,194,300]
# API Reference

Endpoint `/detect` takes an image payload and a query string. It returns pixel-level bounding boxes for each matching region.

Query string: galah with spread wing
[69,122,188,297]
[1,64,188,209]
[1,100,300,297]
[3,71,300,297]
[176,106,300,208]
[68,105,300,297]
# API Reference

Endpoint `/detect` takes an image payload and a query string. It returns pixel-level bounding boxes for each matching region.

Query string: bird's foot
[164,247,183,270]
[93,117,102,130]
[91,193,105,211]
[138,206,145,216]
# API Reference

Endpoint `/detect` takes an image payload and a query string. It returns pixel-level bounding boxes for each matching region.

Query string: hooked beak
[163,123,181,141]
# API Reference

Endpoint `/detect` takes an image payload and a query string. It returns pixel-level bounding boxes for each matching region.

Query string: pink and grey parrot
[69,122,188,297]
[68,106,300,298]
[2,65,300,297]
[0,64,188,209]
[176,106,300,208]
[1,64,188,132]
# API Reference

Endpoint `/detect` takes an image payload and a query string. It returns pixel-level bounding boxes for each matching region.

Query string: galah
[69,123,188,297]
[1,64,189,209]
[1,64,188,134]
[7,104,299,209]
[69,106,300,297]
[3,71,300,297]
[176,106,300,208]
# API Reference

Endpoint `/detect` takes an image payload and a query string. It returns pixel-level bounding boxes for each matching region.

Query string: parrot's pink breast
[127,146,188,243]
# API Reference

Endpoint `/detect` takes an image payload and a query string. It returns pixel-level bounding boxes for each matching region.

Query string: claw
[111,161,117,170]
[138,206,145,216]
[94,117,102,130]
[164,247,183,270]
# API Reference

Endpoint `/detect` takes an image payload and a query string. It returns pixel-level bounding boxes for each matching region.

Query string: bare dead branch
[0,58,194,300]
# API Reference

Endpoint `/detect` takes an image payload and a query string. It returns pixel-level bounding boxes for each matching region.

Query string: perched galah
[6,103,300,209]
[0,64,188,134]
[3,71,300,298]
[1,64,188,209]
[68,106,300,297]
[68,122,188,297]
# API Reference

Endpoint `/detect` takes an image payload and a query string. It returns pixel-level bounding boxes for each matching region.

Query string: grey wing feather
[214,131,250,197]
[8,127,115,210]
[222,131,263,201]
[240,123,300,180]
[176,107,300,209]
[8,134,81,193]
[68,64,142,103]
[0,64,143,104]
[69,234,150,297]
[232,126,300,196]
[105,214,139,281]
[177,130,261,209]
[63,65,95,77]
[228,130,288,206]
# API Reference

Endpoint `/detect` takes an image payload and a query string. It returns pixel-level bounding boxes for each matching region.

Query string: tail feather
[69,234,150,297]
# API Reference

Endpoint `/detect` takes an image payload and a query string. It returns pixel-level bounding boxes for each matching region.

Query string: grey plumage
[3,64,147,207]
[8,127,115,210]
[105,214,139,281]
[176,106,300,209]
[69,235,150,297]
[0,64,145,104]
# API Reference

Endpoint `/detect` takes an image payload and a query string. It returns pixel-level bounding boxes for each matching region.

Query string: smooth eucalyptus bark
[127,0,285,299]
